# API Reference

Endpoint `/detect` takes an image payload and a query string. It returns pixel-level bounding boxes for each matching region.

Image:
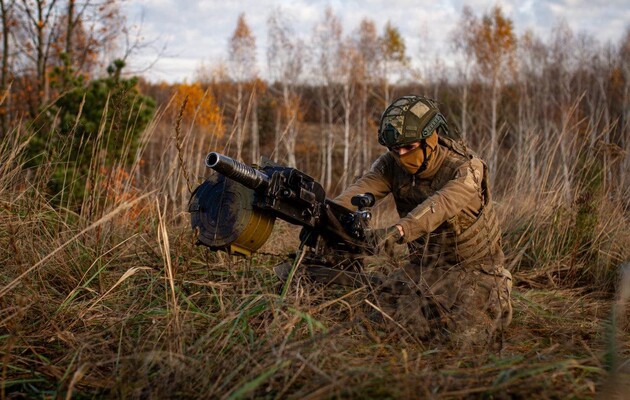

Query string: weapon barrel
[205,152,269,191]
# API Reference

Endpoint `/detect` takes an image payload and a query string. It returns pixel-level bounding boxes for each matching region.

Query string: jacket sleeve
[396,157,484,243]
[332,153,393,210]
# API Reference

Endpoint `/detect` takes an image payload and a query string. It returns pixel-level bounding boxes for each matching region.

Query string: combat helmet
[377,95,449,149]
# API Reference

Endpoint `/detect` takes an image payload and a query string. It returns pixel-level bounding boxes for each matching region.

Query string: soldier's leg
[375,262,513,348]
[448,267,513,349]
[376,263,456,340]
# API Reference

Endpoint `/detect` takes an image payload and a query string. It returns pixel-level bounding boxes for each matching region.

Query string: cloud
[122,0,630,83]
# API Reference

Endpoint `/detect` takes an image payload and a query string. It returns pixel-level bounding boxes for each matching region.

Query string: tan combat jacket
[334,136,504,270]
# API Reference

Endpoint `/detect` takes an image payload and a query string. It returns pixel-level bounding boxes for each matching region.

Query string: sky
[121,0,630,83]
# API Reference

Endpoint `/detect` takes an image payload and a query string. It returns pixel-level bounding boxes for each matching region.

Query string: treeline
[3,3,629,204]
[141,6,630,202]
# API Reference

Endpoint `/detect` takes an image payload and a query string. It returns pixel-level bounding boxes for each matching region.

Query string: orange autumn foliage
[471,5,517,82]
[172,83,224,137]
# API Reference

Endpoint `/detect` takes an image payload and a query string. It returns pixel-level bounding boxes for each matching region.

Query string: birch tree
[267,8,304,167]
[338,36,358,188]
[353,18,380,176]
[468,5,516,185]
[380,21,407,108]
[450,6,476,143]
[547,21,576,201]
[517,29,547,185]
[312,6,342,190]
[0,0,14,137]
[228,13,256,161]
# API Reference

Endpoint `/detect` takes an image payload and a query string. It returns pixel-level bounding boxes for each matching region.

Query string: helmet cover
[378,95,447,148]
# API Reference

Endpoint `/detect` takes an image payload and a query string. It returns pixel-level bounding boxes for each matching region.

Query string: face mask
[398,146,426,175]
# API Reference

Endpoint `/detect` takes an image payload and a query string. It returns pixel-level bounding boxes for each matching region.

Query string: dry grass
[1,105,629,399]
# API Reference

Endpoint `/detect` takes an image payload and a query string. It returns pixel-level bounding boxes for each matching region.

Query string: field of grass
[1,115,629,399]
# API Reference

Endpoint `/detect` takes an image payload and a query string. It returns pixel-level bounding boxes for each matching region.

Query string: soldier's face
[393,142,421,156]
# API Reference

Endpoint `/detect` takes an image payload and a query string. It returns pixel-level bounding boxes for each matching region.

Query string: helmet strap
[416,140,430,174]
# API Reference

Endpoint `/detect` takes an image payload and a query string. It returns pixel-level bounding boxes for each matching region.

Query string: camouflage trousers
[376,261,513,349]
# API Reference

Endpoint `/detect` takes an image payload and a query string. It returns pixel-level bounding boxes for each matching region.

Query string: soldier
[334,95,512,348]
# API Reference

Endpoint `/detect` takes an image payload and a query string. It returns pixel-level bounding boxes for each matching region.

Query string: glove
[364,225,403,256]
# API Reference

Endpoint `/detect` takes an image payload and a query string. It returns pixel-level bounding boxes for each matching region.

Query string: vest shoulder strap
[437,135,470,158]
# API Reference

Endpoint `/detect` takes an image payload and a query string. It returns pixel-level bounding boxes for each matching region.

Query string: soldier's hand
[364,225,403,256]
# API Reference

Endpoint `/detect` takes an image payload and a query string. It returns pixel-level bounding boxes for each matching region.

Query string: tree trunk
[356,82,368,179]
[342,82,351,188]
[0,0,11,138]
[65,0,74,55]
[36,0,48,106]
[64,0,74,89]
[382,60,390,109]
[489,79,498,187]
[325,85,334,191]
[250,88,259,164]
[461,80,468,143]
[281,84,297,167]
[273,104,281,163]
[236,82,243,160]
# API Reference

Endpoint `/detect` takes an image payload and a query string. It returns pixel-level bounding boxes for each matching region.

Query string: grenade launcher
[188,152,379,286]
